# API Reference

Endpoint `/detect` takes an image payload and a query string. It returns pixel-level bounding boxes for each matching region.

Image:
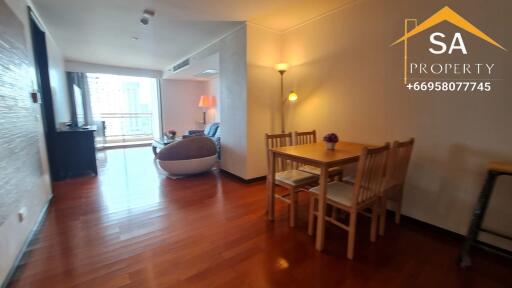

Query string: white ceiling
[32,0,353,71]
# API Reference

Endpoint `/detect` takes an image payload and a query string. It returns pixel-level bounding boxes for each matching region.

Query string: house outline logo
[391,6,507,84]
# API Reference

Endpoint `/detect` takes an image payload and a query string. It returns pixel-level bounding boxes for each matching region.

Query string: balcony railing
[94,112,153,146]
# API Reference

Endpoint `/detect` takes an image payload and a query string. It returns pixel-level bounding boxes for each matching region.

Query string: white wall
[281,0,512,248]
[47,34,71,125]
[245,24,282,179]
[160,79,209,135]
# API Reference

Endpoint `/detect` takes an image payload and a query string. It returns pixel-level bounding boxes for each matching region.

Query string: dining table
[266,141,371,251]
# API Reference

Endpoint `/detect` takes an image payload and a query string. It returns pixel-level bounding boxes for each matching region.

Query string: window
[87,73,159,145]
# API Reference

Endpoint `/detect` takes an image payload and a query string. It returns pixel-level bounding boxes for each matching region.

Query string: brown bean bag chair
[157,137,217,176]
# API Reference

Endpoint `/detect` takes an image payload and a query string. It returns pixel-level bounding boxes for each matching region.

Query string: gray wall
[218,26,249,178]
[0,0,53,283]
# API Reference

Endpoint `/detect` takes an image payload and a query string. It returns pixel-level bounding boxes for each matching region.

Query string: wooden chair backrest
[294,130,317,145]
[265,133,293,172]
[352,143,390,207]
[386,138,415,186]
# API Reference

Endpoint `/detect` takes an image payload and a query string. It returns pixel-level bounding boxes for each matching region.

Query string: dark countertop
[57,125,97,132]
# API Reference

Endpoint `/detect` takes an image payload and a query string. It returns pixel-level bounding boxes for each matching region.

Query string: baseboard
[399,213,512,257]
[220,169,266,184]
[400,214,462,239]
[1,195,53,288]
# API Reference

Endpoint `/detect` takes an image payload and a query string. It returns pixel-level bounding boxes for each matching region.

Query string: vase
[324,142,336,150]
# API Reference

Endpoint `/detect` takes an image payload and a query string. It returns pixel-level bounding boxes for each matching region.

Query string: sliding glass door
[87,73,160,147]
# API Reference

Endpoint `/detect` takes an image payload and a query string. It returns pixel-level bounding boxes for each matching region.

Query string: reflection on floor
[95,147,163,212]
[9,147,512,287]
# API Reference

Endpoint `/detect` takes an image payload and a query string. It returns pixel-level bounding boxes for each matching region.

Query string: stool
[459,162,512,267]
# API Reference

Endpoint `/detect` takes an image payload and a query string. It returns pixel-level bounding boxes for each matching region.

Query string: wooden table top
[270,141,372,165]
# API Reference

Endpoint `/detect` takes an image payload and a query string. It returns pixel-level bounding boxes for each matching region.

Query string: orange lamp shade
[198,95,211,108]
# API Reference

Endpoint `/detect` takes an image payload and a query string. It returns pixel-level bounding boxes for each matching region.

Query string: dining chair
[379,138,414,235]
[294,130,343,178]
[266,133,319,227]
[308,143,390,259]
[295,130,317,145]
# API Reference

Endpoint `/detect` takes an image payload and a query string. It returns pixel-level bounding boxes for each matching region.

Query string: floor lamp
[275,63,289,133]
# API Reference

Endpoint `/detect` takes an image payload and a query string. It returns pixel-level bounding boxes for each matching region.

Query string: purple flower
[323,133,339,143]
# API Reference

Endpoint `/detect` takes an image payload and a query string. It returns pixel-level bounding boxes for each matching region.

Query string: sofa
[184,122,221,159]
[157,136,217,177]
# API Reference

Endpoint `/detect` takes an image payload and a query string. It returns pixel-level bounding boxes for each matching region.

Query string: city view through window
[87,73,159,146]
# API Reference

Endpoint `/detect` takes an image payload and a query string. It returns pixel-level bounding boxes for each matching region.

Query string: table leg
[315,166,328,251]
[267,151,276,220]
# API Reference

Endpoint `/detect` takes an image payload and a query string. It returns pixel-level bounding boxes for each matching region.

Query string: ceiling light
[131,37,139,41]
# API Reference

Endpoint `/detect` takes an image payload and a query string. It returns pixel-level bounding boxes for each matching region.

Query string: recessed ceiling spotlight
[194,69,219,78]
[131,36,139,41]
[140,9,155,26]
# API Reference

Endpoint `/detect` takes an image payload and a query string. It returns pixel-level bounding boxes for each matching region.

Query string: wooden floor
[8,147,511,287]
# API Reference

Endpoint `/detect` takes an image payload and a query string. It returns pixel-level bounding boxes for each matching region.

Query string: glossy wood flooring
[8,147,511,287]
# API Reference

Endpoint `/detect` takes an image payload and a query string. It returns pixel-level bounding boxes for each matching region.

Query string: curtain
[67,71,93,126]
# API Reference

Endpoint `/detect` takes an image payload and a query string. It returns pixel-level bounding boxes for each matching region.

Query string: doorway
[29,8,57,180]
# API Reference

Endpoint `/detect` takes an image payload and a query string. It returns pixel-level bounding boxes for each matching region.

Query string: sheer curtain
[86,73,159,146]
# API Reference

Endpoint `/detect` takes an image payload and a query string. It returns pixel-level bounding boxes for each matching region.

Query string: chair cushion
[310,181,354,206]
[205,122,220,137]
[298,165,343,176]
[276,169,318,186]
[342,175,355,184]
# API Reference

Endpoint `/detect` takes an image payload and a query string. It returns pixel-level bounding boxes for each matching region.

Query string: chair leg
[379,196,387,236]
[332,207,339,221]
[395,190,403,224]
[347,211,358,260]
[290,188,297,227]
[308,196,315,236]
[370,203,378,242]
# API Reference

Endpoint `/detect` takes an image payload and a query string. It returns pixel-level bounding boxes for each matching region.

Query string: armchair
[184,122,221,159]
